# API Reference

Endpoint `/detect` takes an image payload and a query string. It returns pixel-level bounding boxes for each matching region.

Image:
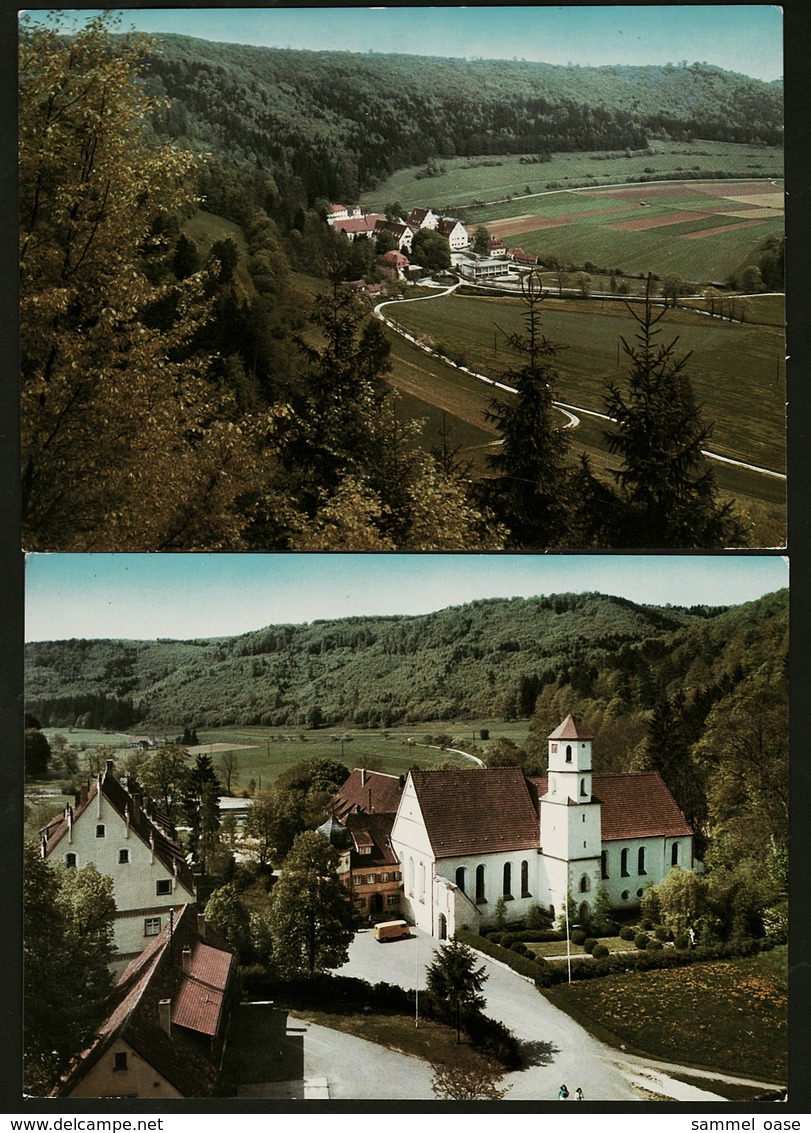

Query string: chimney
[181,946,192,976]
[197,913,206,940]
[79,784,88,806]
[105,758,114,777]
[158,999,172,1036]
[360,768,366,787]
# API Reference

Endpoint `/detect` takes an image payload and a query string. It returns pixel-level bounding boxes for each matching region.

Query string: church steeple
[547,713,593,801]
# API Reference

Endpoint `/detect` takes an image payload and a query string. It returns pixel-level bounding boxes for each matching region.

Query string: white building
[436,217,470,251]
[389,715,694,939]
[39,762,197,973]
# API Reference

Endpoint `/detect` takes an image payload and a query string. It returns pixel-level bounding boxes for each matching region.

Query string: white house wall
[51,794,195,969]
[390,779,436,933]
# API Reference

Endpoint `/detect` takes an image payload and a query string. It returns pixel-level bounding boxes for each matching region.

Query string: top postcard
[18,6,786,551]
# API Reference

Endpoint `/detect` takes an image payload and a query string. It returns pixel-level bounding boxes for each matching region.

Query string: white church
[389,715,694,939]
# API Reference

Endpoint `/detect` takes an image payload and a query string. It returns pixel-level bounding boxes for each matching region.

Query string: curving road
[331,926,754,1102]
[374,284,785,482]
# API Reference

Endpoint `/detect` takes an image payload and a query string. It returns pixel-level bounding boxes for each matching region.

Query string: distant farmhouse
[330,716,694,940]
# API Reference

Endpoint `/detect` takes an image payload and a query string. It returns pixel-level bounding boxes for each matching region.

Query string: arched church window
[521,859,530,897]
[475,864,486,903]
[671,842,679,867]
[565,744,573,763]
[502,861,512,897]
[638,847,647,875]
[601,851,608,879]
[455,866,466,893]
[621,848,629,877]
[580,778,587,796]
[579,874,590,893]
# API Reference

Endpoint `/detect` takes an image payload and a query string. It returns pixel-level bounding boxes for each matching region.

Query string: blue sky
[24,554,788,642]
[31,6,784,81]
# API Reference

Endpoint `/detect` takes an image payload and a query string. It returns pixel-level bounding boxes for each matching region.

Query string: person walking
[575,1087,584,1101]
[558,1084,569,1100]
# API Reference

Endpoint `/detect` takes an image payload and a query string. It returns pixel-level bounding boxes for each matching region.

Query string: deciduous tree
[269,830,355,976]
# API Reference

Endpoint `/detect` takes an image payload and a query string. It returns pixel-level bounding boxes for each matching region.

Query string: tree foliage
[269,830,355,976]
[425,939,488,1041]
[602,278,746,547]
[24,844,116,1095]
[484,272,572,547]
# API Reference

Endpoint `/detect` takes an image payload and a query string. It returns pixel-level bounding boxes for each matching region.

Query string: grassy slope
[382,291,785,542]
[543,948,788,1084]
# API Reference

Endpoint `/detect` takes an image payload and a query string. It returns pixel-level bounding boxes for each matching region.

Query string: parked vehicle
[373,919,411,943]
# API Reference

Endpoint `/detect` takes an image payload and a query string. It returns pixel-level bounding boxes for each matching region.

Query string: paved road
[334,929,738,1102]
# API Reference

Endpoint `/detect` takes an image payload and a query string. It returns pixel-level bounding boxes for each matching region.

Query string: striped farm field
[461,180,784,280]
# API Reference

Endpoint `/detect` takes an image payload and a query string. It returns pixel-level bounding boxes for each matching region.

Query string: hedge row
[238,966,522,1069]
[460,932,774,989]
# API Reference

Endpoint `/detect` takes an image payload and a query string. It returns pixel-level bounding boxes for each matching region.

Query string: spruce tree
[603,277,745,547]
[483,271,572,547]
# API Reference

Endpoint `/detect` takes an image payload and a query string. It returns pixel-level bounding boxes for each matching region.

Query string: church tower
[540,714,603,925]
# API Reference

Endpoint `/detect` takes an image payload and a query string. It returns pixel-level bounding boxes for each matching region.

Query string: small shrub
[511,940,527,954]
[674,933,690,950]
[583,938,597,953]
[640,917,653,931]
[571,929,587,946]
[648,937,664,951]
[501,932,517,948]
[634,932,650,950]
[619,926,636,942]
[592,943,609,959]
[654,925,670,942]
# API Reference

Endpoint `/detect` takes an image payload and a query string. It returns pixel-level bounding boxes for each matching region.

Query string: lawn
[362,140,783,216]
[543,948,788,1083]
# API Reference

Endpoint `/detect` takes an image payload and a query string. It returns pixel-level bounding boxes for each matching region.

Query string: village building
[453,252,514,281]
[389,715,694,939]
[374,219,416,253]
[376,249,410,281]
[510,247,539,266]
[331,213,386,241]
[52,905,237,1099]
[318,768,407,921]
[407,207,440,231]
[326,203,363,224]
[436,217,470,251]
[39,762,197,973]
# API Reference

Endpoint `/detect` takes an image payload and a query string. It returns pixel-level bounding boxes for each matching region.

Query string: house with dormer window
[39,762,197,973]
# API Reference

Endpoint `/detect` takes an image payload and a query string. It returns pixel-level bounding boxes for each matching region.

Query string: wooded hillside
[25,588,787,735]
[140,35,783,209]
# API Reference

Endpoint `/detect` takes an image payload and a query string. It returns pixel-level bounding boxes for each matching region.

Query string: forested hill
[25,589,787,734]
[139,34,783,205]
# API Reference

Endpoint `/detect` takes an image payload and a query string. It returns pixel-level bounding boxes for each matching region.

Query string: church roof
[409,768,539,859]
[529,772,693,841]
[548,714,593,741]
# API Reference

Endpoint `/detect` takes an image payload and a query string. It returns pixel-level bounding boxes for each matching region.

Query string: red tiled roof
[593,773,693,840]
[548,713,593,741]
[332,214,384,236]
[410,768,539,859]
[172,980,224,1038]
[345,812,399,866]
[334,768,405,820]
[53,906,236,1098]
[528,772,692,841]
